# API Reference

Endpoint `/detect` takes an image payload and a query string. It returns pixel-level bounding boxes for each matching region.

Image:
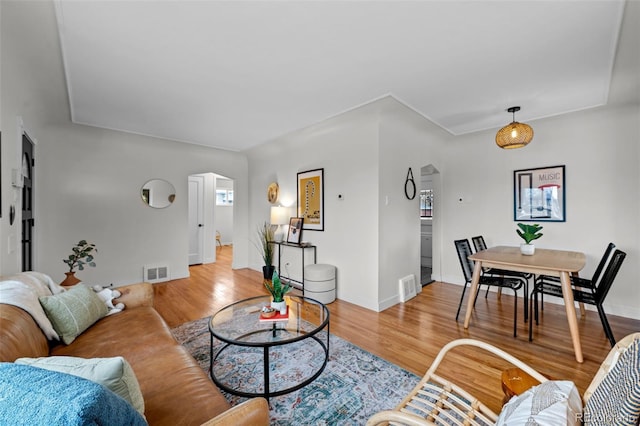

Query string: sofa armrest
[113,283,154,309]
[200,398,269,426]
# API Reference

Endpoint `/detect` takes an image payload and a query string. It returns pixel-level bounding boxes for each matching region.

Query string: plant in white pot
[516,223,543,255]
[264,270,291,314]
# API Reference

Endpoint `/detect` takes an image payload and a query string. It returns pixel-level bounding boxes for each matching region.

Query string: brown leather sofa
[0,282,269,426]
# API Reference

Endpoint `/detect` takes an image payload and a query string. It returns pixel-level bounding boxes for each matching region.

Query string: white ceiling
[54,1,626,152]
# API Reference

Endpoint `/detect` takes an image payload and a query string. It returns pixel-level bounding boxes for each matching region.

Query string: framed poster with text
[514,165,565,222]
[297,168,324,231]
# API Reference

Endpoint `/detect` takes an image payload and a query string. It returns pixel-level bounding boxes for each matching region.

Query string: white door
[188,175,204,265]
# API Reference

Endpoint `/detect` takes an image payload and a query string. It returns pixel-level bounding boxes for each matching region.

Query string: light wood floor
[154,245,640,414]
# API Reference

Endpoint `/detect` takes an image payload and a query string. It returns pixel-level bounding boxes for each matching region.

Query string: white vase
[520,243,535,255]
[271,300,287,314]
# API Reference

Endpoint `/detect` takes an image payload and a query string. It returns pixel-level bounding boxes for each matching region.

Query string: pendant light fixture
[495,106,533,149]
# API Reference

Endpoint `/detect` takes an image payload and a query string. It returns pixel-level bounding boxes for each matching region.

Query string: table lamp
[270,206,289,242]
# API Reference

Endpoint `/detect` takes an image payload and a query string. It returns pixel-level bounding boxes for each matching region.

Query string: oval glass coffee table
[208,295,330,399]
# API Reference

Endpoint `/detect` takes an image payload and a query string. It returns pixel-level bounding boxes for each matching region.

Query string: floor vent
[144,265,170,283]
[399,274,417,302]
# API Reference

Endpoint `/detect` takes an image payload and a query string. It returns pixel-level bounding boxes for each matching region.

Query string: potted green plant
[256,222,275,279]
[61,240,97,286]
[264,270,291,314]
[516,223,543,255]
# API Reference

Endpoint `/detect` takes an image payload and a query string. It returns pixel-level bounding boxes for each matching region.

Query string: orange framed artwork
[297,168,324,231]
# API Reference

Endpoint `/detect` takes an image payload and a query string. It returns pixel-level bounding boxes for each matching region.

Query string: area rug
[171,317,420,425]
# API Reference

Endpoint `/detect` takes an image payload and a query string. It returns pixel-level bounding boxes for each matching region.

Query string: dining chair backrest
[594,249,626,303]
[471,236,487,253]
[454,239,474,283]
[590,242,616,285]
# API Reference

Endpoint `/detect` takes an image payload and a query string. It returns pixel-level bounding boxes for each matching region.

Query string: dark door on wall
[22,134,35,272]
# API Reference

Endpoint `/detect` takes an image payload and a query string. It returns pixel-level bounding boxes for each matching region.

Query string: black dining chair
[529,248,626,347]
[533,242,615,313]
[536,243,616,300]
[454,239,525,337]
[471,235,532,322]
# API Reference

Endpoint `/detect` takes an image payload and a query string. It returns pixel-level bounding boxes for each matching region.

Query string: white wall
[0,1,250,285]
[436,1,640,319]
[3,0,638,320]
[1,0,69,275]
[440,104,640,319]
[246,94,640,319]
[246,103,381,310]
[36,122,249,286]
[377,99,447,309]
[246,97,450,311]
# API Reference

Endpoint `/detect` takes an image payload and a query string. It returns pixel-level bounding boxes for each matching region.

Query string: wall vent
[399,274,417,302]
[144,265,170,284]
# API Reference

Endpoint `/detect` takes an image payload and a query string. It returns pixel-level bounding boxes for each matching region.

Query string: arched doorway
[420,164,439,285]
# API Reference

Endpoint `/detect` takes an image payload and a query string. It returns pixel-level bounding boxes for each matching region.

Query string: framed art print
[297,168,324,231]
[514,165,565,222]
[287,217,303,244]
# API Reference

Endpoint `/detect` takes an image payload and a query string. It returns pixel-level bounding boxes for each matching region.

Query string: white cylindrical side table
[304,264,336,304]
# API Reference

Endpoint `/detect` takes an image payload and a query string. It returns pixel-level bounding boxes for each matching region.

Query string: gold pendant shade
[496,106,533,149]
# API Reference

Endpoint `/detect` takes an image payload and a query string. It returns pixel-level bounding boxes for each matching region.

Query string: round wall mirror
[141,179,176,209]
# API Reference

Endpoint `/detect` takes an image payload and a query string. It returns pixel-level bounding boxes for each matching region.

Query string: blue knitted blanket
[0,363,147,426]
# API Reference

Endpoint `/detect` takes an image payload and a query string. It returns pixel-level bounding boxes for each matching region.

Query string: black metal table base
[209,325,330,399]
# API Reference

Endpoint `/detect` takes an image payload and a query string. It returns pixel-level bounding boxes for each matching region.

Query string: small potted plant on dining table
[264,270,291,314]
[516,223,543,255]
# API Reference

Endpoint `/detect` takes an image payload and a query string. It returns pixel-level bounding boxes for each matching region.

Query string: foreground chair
[367,333,640,426]
[530,248,626,347]
[454,239,525,337]
[471,235,532,321]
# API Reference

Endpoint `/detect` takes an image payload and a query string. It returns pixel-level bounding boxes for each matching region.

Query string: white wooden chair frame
[367,333,640,426]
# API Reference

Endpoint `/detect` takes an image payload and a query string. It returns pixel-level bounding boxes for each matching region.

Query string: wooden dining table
[463,246,587,363]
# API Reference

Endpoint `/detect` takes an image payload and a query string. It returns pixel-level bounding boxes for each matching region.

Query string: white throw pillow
[496,380,582,426]
[15,356,145,416]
